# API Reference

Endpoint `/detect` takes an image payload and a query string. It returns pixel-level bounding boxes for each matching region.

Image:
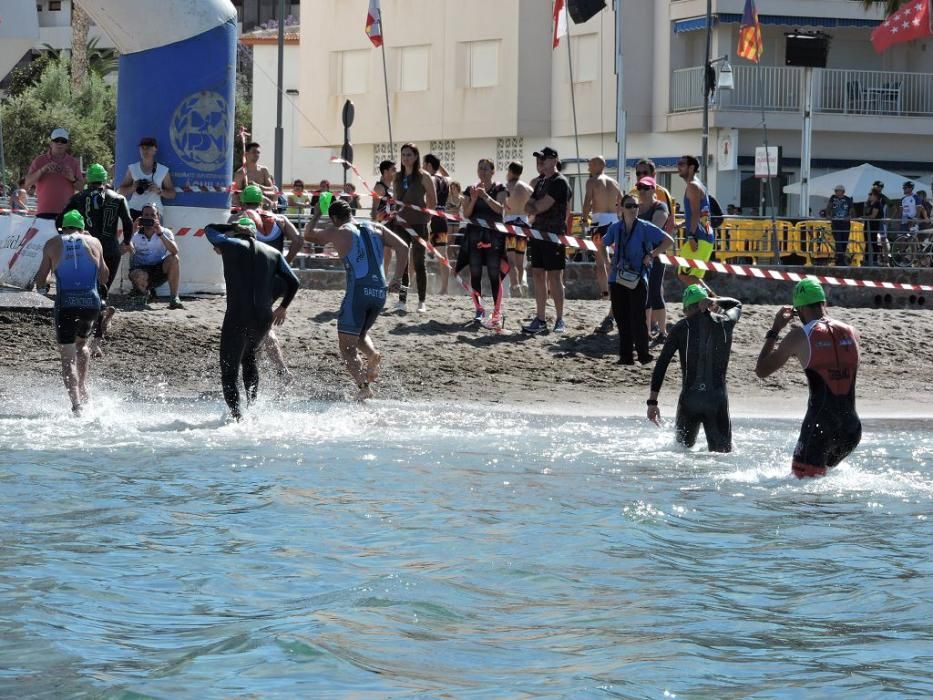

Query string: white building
[292,0,933,214]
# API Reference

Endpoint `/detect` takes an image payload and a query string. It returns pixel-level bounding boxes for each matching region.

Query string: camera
[135,179,151,195]
[139,217,155,227]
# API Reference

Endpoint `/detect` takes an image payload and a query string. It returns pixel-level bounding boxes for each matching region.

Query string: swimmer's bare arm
[280,216,303,264]
[91,239,110,286]
[685,182,701,251]
[755,307,805,378]
[581,178,595,223]
[423,172,437,211]
[32,238,59,290]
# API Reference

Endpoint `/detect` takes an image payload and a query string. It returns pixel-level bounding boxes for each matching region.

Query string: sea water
[1,389,931,699]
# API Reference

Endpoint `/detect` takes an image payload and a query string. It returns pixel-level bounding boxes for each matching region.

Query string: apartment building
[299,0,933,212]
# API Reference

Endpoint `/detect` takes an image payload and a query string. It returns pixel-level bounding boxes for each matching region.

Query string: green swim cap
[236,216,257,232]
[86,163,107,183]
[682,284,709,308]
[241,185,263,204]
[318,190,333,215]
[793,279,826,308]
[61,210,85,230]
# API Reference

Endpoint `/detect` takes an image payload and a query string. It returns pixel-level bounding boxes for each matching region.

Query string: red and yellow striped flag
[737,0,763,63]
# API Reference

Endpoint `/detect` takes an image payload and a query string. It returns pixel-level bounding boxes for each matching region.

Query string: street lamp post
[701,55,734,184]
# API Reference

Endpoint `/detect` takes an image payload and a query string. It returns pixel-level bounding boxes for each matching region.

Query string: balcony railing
[671,65,933,117]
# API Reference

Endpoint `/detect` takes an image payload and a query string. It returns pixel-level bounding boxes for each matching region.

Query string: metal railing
[671,65,933,117]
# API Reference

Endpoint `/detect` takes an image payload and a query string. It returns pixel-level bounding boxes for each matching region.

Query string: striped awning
[673,14,882,34]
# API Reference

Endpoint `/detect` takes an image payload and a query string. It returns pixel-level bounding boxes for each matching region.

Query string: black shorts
[131,262,168,289]
[793,407,862,476]
[528,238,566,271]
[54,306,100,345]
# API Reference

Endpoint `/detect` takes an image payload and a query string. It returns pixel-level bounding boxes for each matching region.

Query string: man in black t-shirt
[423,153,452,294]
[522,146,571,334]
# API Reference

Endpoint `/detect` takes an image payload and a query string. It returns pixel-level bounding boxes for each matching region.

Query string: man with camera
[62,163,135,353]
[25,128,84,219]
[127,203,184,310]
[118,136,176,219]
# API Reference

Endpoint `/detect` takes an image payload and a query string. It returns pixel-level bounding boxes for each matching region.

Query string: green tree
[0,57,116,183]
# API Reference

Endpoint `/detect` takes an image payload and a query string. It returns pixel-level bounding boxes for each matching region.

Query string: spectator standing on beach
[602,194,674,365]
[117,136,176,219]
[461,159,509,327]
[371,160,397,273]
[127,203,184,310]
[341,183,362,214]
[521,146,571,335]
[503,161,532,298]
[582,156,622,330]
[635,176,672,348]
[304,199,409,400]
[423,154,452,295]
[32,210,108,415]
[647,285,742,452]
[675,155,714,289]
[233,142,277,207]
[825,185,854,266]
[392,142,437,314]
[896,181,923,233]
[205,217,300,421]
[24,128,84,219]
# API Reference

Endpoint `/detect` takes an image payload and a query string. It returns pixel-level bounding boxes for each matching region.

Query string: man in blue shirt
[602,194,674,364]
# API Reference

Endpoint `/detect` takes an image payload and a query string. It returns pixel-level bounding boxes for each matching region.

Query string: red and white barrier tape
[659,254,933,293]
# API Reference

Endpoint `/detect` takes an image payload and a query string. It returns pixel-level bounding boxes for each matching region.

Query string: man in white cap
[24,128,84,219]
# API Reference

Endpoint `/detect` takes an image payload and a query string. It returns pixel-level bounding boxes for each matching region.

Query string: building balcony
[671,64,933,118]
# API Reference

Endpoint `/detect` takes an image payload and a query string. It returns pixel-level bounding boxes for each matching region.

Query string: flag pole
[378,8,394,153]
[756,63,780,263]
[614,0,625,186]
[564,1,584,210]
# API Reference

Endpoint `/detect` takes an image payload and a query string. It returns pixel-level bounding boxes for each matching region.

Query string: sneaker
[394,301,407,313]
[594,315,614,334]
[417,301,427,313]
[638,353,655,365]
[168,296,185,310]
[148,288,158,302]
[553,318,566,334]
[128,288,146,299]
[649,332,668,349]
[474,308,486,323]
[522,317,548,334]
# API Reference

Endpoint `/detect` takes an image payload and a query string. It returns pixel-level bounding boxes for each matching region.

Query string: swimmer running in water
[32,210,109,414]
[755,279,862,478]
[205,217,300,421]
[646,285,742,452]
[304,199,409,400]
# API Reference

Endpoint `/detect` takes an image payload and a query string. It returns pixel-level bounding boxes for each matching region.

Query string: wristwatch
[646,399,658,406]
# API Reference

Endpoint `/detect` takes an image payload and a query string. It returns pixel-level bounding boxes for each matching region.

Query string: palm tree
[71,1,90,91]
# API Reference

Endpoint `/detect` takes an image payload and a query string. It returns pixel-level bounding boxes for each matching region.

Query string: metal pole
[564,1,584,209]
[614,0,626,186]
[273,0,285,189]
[379,9,394,153]
[701,0,712,184]
[0,107,7,199]
[799,66,814,217]
[757,63,781,263]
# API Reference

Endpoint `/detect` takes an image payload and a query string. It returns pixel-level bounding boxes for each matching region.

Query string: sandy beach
[2,290,932,418]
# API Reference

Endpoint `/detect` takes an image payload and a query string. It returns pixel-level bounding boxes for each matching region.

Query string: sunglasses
[622,203,639,209]
[52,138,69,144]
[636,185,652,191]
[635,171,649,177]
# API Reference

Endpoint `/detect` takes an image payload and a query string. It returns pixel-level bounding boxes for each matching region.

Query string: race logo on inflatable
[170,90,229,173]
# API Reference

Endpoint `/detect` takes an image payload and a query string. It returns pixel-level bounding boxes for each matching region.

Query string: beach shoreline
[2,290,931,419]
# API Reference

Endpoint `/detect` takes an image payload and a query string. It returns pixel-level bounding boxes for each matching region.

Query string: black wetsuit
[205,224,300,419]
[650,298,742,452]
[459,183,508,304]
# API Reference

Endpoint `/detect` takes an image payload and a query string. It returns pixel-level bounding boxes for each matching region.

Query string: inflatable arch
[2,0,237,293]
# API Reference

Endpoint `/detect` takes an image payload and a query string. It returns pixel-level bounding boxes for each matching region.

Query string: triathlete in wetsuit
[62,163,133,342]
[647,285,742,452]
[304,199,409,399]
[205,218,300,420]
[32,210,109,414]
[755,279,862,478]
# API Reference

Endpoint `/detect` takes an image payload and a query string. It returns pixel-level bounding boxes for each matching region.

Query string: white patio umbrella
[783,163,912,199]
